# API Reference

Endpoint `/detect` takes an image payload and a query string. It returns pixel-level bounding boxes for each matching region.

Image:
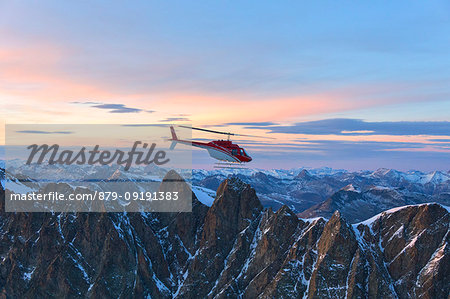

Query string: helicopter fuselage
[169,127,252,163]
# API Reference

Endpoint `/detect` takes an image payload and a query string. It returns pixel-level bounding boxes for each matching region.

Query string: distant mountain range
[2,163,449,222]
[192,167,450,222]
[0,173,448,298]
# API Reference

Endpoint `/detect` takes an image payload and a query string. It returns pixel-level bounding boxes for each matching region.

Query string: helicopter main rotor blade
[232,133,276,140]
[178,125,275,139]
[178,125,234,136]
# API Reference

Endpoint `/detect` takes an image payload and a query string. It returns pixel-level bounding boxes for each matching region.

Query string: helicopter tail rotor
[169,126,178,149]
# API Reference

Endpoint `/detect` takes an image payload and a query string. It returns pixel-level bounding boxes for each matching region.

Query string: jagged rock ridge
[0,175,448,298]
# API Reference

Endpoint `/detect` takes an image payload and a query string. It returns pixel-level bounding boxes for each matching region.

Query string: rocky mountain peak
[275,204,297,218]
[320,209,355,247]
[341,183,359,192]
[157,170,193,213]
[201,177,263,246]
[427,170,449,184]
[162,169,184,181]
[265,205,299,238]
[373,167,393,176]
[216,176,247,193]
[307,209,359,298]
[252,171,271,182]
[295,169,313,180]
[107,168,122,180]
[214,177,263,218]
[331,209,341,218]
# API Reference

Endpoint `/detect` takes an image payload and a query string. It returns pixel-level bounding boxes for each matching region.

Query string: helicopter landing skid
[213,162,248,169]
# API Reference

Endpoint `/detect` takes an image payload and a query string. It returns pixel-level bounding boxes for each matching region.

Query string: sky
[0,1,449,171]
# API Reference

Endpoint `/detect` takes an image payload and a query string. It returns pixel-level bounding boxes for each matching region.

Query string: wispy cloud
[225,121,278,126]
[70,101,102,105]
[92,103,141,113]
[159,117,190,122]
[244,140,450,171]
[245,119,450,136]
[16,130,73,134]
[340,130,375,135]
[121,124,167,127]
[71,101,154,114]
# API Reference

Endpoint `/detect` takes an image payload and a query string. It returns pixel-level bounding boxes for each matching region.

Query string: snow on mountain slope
[356,202,449,227]
[192,186,215,207]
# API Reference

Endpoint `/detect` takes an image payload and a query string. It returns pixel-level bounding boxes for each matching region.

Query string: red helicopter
[169,125,273,167]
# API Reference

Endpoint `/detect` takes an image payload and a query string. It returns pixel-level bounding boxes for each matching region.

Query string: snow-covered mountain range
[192,167,450,222]
[2,162,449,221]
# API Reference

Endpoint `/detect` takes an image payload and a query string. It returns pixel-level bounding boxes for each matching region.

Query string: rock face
[353,204,450,299]
[0,174,449,298]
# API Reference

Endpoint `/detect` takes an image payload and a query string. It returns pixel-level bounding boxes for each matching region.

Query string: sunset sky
[1,1,449,170]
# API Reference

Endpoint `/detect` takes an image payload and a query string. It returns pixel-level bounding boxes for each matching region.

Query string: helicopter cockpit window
[232,149,238,156]
[242,149,248,156]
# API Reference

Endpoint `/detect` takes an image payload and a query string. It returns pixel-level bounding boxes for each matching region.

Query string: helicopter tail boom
[170,126,178,140]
